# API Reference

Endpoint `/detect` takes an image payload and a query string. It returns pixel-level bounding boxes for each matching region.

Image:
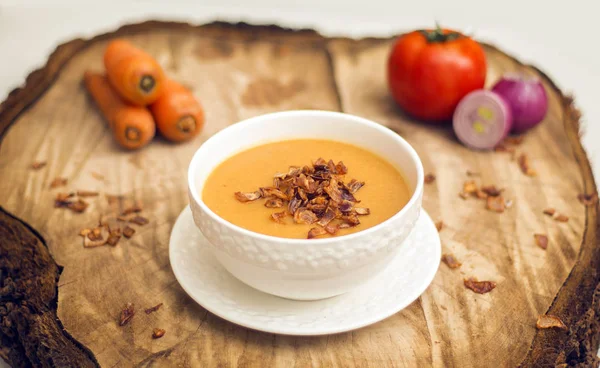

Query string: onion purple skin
[491,75,549,133]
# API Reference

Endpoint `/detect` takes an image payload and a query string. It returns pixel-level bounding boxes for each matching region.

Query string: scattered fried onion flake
[145,303,163,314]
[466,170,480,177]
[152,328,166,339]
[31,161,46,170]
[355,207,370,215]
[536,315,568,330]
[578,193,599,207]
[424,173,436,184]
[463,180,478,194]
[119,303,135,326]
[77,190,99,197]
[122,205,142,215]
[234,191,262,202]
[464,278,496,294]
[324,223,339,235]
[88,227,102,241]
[129,216,149,226]
[294,208,318,224]
[554,214,569,223]
[347,179,364,193]
[308,227,327,239]
[534,234,548,250]
[518,153,537,177]
[481,185,503,197]
[68,199,89,213]
[271,211,287,224]
[55,193,88,213]
[123,226,136,238]
[107,234,121,246]
[475,190,488,199]
[441,254,461,269]
[83,226,109,248]
[50,177,68,189]
[435,221,443,232]
[486,196,506,213]
[543,208,556,216]
[55,192,75,207]
[265,198,284,208]
[235,158,369,238]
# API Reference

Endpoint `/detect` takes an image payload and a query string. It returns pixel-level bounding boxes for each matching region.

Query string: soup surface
[202,139,410,239]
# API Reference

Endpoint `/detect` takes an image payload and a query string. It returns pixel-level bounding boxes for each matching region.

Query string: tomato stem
[420,24,462,43]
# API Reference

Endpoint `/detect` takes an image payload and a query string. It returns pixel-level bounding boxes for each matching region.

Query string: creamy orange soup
[202,139,410,239]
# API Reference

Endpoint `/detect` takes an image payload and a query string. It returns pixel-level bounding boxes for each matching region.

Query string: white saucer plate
[169,206,441,336]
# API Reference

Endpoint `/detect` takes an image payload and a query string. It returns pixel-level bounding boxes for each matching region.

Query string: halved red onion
[491,73,548,133]
[453,90,513,150]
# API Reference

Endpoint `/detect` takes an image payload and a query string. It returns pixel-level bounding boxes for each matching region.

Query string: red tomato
[387,28,487,122]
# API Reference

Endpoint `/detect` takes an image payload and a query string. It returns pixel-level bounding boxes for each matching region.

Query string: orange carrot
[83,71,155,150]
[103,39,165,106]
[149,79,205,142]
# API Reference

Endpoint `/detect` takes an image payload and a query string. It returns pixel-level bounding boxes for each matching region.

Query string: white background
[0,0,598,366]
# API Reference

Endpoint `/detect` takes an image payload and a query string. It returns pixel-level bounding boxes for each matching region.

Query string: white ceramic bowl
[187,110,424,300]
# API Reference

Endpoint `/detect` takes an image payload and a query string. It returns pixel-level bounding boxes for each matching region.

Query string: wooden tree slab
[0,21,598,367]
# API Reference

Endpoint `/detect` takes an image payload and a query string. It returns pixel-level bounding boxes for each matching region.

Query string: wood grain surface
[0,21,598,367]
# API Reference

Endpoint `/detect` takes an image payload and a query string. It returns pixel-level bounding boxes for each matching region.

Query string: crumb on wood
[122,205,143,215]
[129,216,149,226]
[518,153,537,177]
[554,214,569,223]
[424,173,436,184]
[107,234,121,246]
[534,234,548,250]
[463,180,477,194]
[145,303,163,314]
[536,314,567,330]
[50,177,68,189]
[31,161,47,170]
[68,199,89,213]
[77,190,99,197]
[119,303,135,326]
[486,196,506,213]
[441,254,461,269]
[464,278,496,294]
[123,226,135,238]
[152,328,166,339]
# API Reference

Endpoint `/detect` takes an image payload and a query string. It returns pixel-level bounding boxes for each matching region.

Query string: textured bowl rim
[187,110,424,245]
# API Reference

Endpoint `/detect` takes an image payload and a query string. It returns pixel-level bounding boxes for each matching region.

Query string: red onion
[453,90,513,150]
[491,73,548,133]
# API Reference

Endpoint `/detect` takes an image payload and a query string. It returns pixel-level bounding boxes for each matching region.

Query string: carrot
[149,79,205,142]
[103,39,165,106]
[83,71,155,150]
